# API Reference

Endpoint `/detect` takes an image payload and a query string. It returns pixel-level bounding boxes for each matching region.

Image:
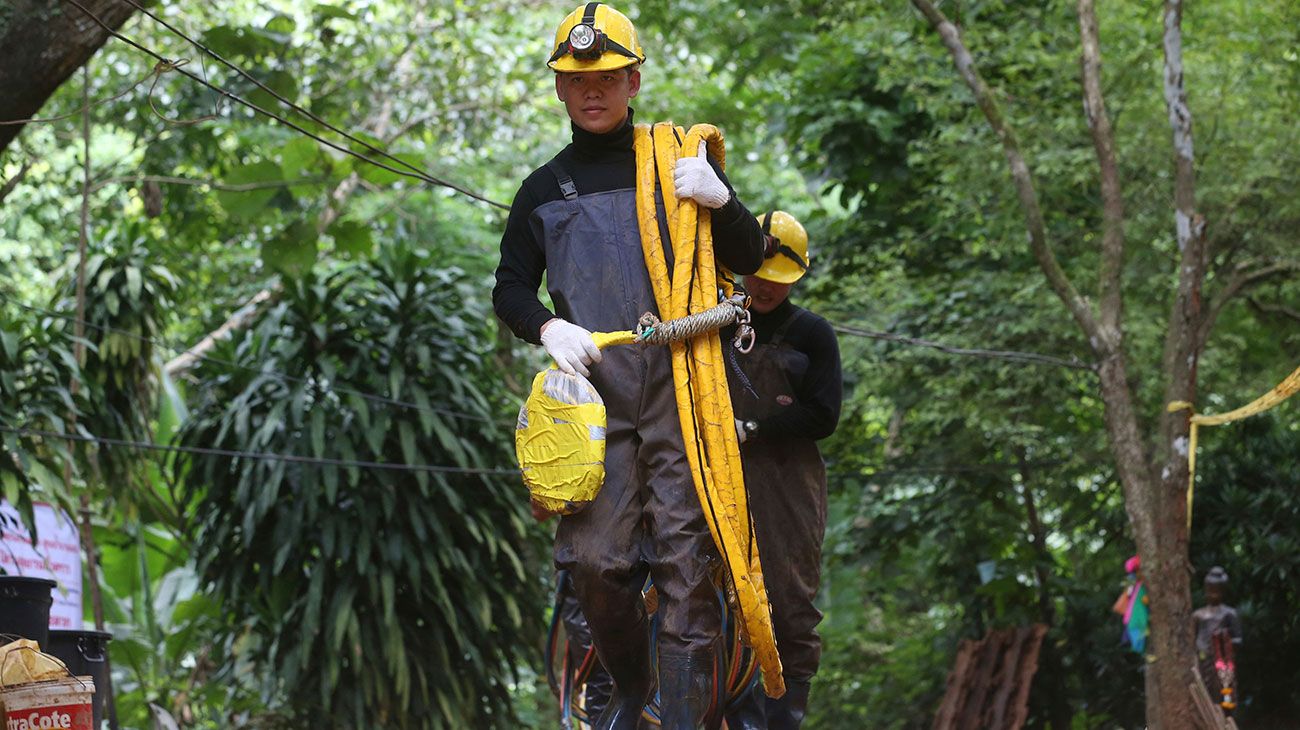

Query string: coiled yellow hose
[628,121,785,698]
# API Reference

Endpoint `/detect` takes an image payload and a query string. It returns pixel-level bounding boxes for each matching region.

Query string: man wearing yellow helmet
[492,4,767,728]
[724,211,842,729]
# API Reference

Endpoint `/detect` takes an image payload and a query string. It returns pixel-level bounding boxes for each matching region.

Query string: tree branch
[1247,296,1300,325]
[910,0,1102,348]
[1072,0,1166,558]
[0,0,139,152]
[1158,0,1209,483]
[1077,0,1126,344]
[164,289,278,377]
[1158,0,1208,408]
[1199,261,1300,347]
[0,159,34,205]
[913,0,1159,582]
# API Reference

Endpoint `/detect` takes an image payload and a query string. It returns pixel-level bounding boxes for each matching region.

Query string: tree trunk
[0,0,138,152]
[1145,1,1209,726]
[910,1,1210,725]
[1099,353,1200,730]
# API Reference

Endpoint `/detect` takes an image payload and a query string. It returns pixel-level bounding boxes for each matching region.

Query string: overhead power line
[62,0,510,211]
[1,295,504,426]
[832,322,1095,371]
[846,458,1069,479]
[1,426,521,477]
[0,68,157,126]
[115,0,439,190]
[3,426,1067,484]
[42,3,1087,378]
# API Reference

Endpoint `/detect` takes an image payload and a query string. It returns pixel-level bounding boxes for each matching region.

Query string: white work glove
[673,142,731,209]
[734,418,748,445]
[540,318,602,377]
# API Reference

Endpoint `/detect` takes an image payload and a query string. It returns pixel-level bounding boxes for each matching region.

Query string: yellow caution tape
[1167,364,1300,528]
[632,121,785,698]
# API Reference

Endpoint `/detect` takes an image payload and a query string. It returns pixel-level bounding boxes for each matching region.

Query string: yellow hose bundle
[632,121,785,698]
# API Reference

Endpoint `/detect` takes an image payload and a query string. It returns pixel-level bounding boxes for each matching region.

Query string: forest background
[1,0,1297,728]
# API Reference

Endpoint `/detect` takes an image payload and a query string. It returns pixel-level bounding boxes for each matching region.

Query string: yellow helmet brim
[549,55,640,73]
[753,257,807,284]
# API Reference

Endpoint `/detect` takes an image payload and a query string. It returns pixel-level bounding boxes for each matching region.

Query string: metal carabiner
[734,324,756,354]
[729,297,755,353]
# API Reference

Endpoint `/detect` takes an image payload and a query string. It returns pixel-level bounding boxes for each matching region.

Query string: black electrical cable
[0,425,521,476]
[62,0,510,211]
[1,421,1066,482]
[832,322,1094,371]
[114,0,442,193]
[1,295,505,426]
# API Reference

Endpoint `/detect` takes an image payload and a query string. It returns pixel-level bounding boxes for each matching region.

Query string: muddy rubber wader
[558,572,614,719]
[538,160,722,728]
[724,307,827,729]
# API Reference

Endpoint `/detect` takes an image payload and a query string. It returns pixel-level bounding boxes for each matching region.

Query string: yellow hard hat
[548,3,646,73]
[754,211,810,284]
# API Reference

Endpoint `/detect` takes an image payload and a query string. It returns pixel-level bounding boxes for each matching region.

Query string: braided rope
[635,295,754,351]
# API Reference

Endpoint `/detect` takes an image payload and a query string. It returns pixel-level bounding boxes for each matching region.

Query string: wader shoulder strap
[770,307,808,347]
[546,159,579,201]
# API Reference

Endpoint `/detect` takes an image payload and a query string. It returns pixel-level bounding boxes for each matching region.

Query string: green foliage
[809,492,955,729]
[93,521,243,727]
[4,0,1297,725]
[53,222,175,438]
[178,245,542,728]
[0,306,82,539]
[643,0,1299,726]
[45,223,179,532]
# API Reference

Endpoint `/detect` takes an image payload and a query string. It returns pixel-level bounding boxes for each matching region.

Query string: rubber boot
[765,679,810,730]
[722,679,766,729]
[591,614,655,730]
[657,652,714,730]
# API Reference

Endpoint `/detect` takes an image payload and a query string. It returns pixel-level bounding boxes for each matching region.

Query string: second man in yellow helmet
[724,211,843,729]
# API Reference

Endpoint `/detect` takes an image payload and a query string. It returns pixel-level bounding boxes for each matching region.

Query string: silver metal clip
[734,324,755,354]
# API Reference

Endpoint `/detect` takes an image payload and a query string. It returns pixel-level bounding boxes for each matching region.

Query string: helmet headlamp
[569,24,598,53]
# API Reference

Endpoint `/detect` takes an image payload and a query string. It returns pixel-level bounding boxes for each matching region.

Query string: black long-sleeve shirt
[493,109,767,344]
[728,298,842,440]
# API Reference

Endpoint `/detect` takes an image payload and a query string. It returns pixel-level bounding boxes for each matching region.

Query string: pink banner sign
[0,500,83,630]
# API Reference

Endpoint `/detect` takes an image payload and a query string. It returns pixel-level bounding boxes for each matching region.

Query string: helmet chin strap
[760,211,780,258]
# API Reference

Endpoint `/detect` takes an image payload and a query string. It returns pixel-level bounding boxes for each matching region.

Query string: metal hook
[734,325,755,354]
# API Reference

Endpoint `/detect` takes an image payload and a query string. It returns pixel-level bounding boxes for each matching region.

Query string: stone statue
[1192,566,1242,715]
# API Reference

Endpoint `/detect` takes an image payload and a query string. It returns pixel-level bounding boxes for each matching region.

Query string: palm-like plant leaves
[178,246,542,727]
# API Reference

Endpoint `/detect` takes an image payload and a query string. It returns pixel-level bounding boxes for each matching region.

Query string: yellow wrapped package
[515,367,607,517]
[0,639,67,685]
